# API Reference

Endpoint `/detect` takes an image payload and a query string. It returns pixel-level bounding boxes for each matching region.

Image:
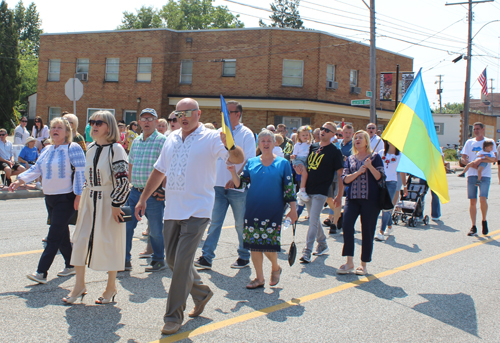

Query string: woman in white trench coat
[63,111,130,305]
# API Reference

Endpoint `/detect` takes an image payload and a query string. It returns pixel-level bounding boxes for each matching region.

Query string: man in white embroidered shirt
[135,98,244,335]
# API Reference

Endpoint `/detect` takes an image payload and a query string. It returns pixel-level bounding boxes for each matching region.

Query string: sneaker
[230,258,250,269]
[145,260,167,272]
[35,182,42,190]
[57,267,76,277]
[123,261,132,271]
[297,190,311,202]
[467,226,477,236]
[384,227,393,236]
[329,224,337,234]
[482,221,488,235]
[194,256,212,270]
[27,272,47,284]
[299,253,311,263]
[375,232,385,241]
[313,244,329,256]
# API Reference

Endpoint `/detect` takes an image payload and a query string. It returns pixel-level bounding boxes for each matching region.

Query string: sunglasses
[0,133,6,136]
[174,109,198,119]
[21,120,28,123]
[89,120,106,127]
[336,134,343,137]
[320,127,333,133]
[139,117,155,122]
[167,118,178,123]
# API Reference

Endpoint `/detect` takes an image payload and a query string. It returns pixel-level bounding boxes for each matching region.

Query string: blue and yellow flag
[220,95,235,150]
[382,69,449,203]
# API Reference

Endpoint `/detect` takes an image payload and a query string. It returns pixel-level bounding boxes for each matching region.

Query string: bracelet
[225,145,236,151]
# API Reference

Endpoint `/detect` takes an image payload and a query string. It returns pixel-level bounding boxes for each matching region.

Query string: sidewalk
[0,183,44,200]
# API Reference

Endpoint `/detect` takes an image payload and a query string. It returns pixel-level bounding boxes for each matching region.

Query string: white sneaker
[375,232,385,241]
[384,227,393,236]
[297,190,310,202]
[57,267,76,277]
[35,182,42,190]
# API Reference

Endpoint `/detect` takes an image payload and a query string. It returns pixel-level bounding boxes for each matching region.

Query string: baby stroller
[392,175,430,227]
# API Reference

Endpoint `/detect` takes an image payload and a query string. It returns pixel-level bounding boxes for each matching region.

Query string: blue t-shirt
[18,146,38,163]
[341,139,353,158]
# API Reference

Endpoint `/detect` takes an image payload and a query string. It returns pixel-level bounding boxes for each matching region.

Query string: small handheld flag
[220,95,235,150]
[478,68,488,96]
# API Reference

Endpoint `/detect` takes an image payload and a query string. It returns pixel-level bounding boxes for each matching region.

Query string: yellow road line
[153,230,500,343]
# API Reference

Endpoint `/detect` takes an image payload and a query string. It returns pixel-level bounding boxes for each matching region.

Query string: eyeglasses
[174,109,199,118]
[89,120,106,127]
[320,127,333,134]
[139,117,155,122]
[167,118,178,123]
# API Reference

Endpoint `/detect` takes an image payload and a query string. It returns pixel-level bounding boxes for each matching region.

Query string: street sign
[351,99,370,106]
[366,91,372,97]
[65,78,84,101]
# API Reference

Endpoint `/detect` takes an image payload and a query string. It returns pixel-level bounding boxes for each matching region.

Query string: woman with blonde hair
[63,113,87,153]
[10,117,86,284]
[64,111,130,304]
[157,118,168,135]
[338,130,384,276]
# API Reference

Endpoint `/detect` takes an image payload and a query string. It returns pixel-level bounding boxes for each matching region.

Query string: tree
[0,0,21,129]
[259,0,304,29]
[117,6,165,30]
[14,1,42,56]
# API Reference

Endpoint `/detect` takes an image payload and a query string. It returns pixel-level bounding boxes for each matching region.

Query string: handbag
[288,222,297,266]
[378,175,395,210]
[119,206,132,222]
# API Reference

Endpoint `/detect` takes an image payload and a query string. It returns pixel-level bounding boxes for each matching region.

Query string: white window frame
[282,59,304,87]
[49,107,61,121]
[105,58,120,82]
[48,59,61,81]
[137,57,152,82]
[87,108,115,122]
[350,69,358,87]
[222,59,236,77]
[327,64,336,82]
[180,59,193,84]
[76,58,89,74]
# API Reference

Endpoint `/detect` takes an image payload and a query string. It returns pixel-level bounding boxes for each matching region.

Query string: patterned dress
[239,156,296,252]
[70,143,130,271]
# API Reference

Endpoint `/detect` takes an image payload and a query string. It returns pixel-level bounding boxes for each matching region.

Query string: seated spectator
[0,128,26,185]
[18,137,39,169]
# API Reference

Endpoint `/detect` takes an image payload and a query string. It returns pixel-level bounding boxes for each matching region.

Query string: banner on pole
[380,73,393,101]
[401,73,415,98]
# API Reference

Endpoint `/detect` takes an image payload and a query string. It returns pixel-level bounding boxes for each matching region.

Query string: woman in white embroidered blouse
[10,117,86,285]
[32,116,50,151]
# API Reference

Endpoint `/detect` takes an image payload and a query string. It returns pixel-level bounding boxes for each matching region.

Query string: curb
[0,190,45,201]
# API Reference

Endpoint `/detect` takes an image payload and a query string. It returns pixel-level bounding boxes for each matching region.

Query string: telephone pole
[436,75,444,113]
[489,78,495,115]
[446,0,494,144]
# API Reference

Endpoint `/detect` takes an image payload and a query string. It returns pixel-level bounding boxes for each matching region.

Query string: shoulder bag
[288,222,297,266]
[378,174,394,210]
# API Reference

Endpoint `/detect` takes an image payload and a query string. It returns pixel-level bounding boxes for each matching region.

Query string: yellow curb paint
[153,230,500,343]
[0,249,44,258]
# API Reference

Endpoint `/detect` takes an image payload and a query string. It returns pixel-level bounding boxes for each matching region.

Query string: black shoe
[194,256,212,270]
[145,260,167,272]
[230,258,250,269]
[458,173,465,178]
[322,218,332,227]
[482,221,488,235]
[329,224,337,234]
[467,226,477,236]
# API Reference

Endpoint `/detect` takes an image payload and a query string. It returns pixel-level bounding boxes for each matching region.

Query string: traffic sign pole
[73,77,76,115]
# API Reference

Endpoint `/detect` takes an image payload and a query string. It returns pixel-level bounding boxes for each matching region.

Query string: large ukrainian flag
[382,69,449,203]
[220,95,235,150]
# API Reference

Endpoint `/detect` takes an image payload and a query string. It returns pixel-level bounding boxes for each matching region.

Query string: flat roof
[41,26,413,60]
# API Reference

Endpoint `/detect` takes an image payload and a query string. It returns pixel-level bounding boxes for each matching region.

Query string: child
[273,134,284,157]
[291,126,313,202]
[458,140,495,186]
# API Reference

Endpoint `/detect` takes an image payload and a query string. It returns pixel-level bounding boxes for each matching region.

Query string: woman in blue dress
[229,129,297,289]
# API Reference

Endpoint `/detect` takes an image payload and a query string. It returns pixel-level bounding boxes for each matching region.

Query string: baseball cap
[140,108,158,118]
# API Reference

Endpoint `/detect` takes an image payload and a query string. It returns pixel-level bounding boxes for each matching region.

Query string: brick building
[36,27,413,135]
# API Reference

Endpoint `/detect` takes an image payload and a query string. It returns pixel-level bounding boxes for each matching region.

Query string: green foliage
[18,40,38,106]
[259,0,304,29]
[0,0,21,129]
[443,148,458,161]
[14,1,42,56]
[117,6,165,30]
[435,102,464,114]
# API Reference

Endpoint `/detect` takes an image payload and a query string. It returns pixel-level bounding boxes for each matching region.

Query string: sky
[6,0,500,109]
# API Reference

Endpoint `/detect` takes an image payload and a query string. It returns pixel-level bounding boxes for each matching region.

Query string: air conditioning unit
[326,81,338,90]
[350,86,361,94]
[76,73,88,81]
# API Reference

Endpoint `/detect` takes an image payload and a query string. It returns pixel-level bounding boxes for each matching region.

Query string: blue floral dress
[238,156,296,252]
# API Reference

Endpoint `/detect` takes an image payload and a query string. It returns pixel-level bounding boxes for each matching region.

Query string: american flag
[478,68,488,96]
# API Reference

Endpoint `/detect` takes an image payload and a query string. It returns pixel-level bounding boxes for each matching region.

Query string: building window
[327,64,335,82]
[123,110,137,125]
[223,59,236,77]
[49,107,61,121]
[282,59,303,87]
[105,58,119,82]
[76,58,89,73]
[180,60,193,84]
[350,69,358,87]
[87,108,115,122]
[48,59,60,81]
[435,123,444,135]
[137,57,152,82]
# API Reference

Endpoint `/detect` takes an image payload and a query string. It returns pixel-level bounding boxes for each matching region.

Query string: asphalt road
[1,174,499,343]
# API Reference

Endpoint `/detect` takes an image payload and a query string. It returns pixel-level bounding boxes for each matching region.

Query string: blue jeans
[431,191,441,218]
[201,186,249,264]
[126,187,165,262]
[380,181,398,233]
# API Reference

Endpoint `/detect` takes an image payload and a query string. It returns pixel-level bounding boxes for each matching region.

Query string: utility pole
[362,0,376,124]
[436,75,444,113]
[489,78,495,115]
[446,0,493,144]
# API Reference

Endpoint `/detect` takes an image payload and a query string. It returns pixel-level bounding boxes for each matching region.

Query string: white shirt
[273,146,284,157]
[378,150,401,182]
[14,126,30,145]
[32,125,49,142]
[154,124,229,220]
[370,135,382,151]
[215,124,256,191]
[0,140,13,161]
[461,138,497,177]
[292,142,311,157]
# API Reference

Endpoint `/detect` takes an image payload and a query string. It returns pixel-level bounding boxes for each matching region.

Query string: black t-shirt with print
[305,142,344,196]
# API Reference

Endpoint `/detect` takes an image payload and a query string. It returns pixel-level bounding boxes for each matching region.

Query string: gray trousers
[163,217,211,324]
[303,194,328,254]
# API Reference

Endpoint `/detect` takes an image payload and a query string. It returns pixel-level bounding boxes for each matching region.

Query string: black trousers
[37,192,75,277]
[342,198,380,263]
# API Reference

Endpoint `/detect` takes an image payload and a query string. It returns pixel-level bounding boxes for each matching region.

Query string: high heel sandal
[62,288,87,304]
[95,289,117,304]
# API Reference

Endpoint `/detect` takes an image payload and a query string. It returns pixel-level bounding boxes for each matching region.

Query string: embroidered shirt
[129,130,166,188]
[14,126,30,145]
[342,154,384,201]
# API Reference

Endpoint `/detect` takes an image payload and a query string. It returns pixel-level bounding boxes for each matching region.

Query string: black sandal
[322,218,332,227]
